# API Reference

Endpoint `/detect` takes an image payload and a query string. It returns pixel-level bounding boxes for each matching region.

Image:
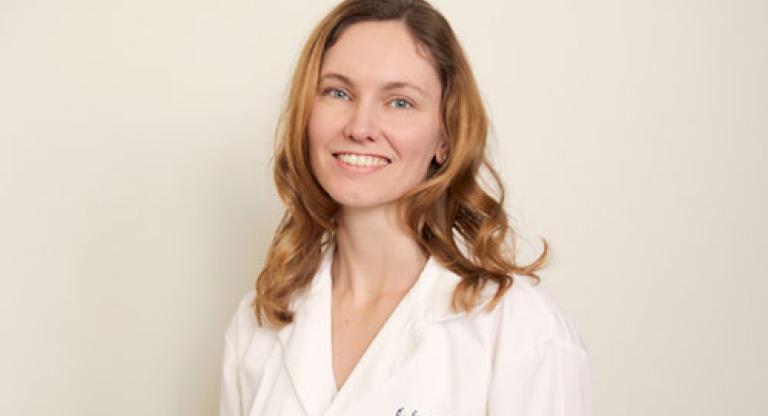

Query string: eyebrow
[318,72,428,98]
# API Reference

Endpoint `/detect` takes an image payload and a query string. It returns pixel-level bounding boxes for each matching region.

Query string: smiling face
[307,20,446,211]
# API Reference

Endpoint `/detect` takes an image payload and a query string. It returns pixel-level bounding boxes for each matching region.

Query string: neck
[331,204,427,307]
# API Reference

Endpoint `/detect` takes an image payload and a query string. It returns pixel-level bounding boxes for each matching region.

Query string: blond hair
[254,0,548,328]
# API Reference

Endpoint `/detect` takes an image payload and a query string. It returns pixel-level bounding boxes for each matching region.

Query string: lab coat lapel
[276,245,336,416]
[325,256,474,415]
[275,242,491,416]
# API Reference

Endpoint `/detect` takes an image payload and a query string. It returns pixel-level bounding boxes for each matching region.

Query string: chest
[331,297,403,390]
[244,322,493,416]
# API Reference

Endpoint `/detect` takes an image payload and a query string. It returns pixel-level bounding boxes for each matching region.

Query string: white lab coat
[219,242,593,416]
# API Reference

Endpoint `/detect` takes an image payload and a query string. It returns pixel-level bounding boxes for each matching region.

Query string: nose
[342,101,380,142]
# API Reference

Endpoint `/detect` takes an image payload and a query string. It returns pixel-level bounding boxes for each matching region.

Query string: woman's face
[308,20,445,210]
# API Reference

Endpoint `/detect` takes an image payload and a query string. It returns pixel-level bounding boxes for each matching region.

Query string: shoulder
[472,273,588,354]
[224,290,279,358]
[479,276,594,414]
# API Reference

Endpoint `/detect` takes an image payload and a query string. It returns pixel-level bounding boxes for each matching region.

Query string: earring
[438,148,449,164]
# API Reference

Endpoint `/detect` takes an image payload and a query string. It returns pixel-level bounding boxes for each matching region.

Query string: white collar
[295,240,493,325]
[274,241,497,415]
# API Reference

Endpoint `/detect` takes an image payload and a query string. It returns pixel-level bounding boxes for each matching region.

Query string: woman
[220,1,592,415]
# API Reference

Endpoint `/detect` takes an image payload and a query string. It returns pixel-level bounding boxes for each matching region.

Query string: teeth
[336,153,389,167]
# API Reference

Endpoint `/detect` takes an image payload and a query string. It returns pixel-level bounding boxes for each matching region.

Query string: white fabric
[219,242,593,416]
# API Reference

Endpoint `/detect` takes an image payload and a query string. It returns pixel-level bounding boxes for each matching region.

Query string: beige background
[1,0,766,414]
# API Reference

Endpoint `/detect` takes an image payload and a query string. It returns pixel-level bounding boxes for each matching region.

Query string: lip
[332,152,391,174]
[331,151,392,162]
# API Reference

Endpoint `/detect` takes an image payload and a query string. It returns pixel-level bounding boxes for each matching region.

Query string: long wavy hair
[254,0,548,328]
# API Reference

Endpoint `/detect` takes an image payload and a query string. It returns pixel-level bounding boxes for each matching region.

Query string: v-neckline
[325,244,434,399]
[274,241,457,416]
[330,279,414,394]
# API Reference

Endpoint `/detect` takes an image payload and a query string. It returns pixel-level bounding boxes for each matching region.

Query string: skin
[306,20,447,390]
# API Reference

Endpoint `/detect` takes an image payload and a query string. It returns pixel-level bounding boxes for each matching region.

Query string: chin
[333,195,387,209]
[327,188,395,210]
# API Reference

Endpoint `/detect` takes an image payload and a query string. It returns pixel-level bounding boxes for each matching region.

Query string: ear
[435,140,449,165]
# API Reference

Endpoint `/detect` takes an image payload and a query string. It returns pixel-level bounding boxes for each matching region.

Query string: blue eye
[326,88,349,100]
[391,98,413,109]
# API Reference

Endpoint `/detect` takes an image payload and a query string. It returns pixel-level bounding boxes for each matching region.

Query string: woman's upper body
[219,241,593,416]
[222,1,593,414]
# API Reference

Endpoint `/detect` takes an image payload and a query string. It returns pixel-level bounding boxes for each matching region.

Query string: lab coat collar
[283,241,484,325]
[275,242,491,415]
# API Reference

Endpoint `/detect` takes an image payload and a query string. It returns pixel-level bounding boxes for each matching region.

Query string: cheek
[308,104,344,142]
[394,122,441,164]
[307,108,334,159]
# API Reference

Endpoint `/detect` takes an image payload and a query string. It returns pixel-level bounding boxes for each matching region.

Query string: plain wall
[1,0,766,414]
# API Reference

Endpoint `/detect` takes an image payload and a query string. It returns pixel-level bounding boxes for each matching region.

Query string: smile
[332,152,391,173]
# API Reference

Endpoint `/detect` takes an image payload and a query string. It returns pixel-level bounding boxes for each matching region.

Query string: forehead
[320,20,440,92]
